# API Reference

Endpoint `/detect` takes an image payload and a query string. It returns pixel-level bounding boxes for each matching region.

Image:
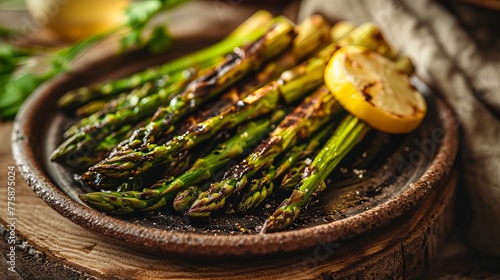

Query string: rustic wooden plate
[12,43,458,257]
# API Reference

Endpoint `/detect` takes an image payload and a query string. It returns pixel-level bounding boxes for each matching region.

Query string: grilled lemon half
[325,45,426,134]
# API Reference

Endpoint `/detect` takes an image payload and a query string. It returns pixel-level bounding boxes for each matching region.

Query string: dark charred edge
[108,120,149,153]
[175,89,242,134]
[361,82,375,103]
[78,171,125,191]
[219,134,280,183]
[166,51,241,102]
[170,89,242,143]
[252,136,282,159]
[275,87,334,142]
[244,25,274,59]
[278,87,328,129]
[250,82,280,105]
[370,29,383,41]
[175,82,277,145]
[244,23,295,61]
[224,161,253,181]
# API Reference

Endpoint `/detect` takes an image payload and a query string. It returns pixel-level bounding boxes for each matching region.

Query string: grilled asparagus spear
[261,115,369,232]
[119,17,296,151]
[57,10,274,110]
[237,165,277,213]
[63,71,191,139]
[238,121,338,211]
[278,124,339,191]
[187,86,342,217]
[51,18,295,170]
[79,112,285,215]
[173,184,208,213]
[51,76,189,171]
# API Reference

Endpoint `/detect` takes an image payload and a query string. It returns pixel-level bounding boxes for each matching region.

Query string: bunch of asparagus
[51,11,414,233]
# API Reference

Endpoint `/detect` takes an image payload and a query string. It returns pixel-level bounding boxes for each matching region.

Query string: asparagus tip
[79,192,117,212]
[261,197,301,233]
[186,196,219,218]
[57,87,91,108]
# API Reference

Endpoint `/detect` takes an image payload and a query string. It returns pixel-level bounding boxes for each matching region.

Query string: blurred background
[0,0,499,278]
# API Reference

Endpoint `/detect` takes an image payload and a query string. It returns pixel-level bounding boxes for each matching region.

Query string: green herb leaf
[147,25,173,54]
[120,0,188,52]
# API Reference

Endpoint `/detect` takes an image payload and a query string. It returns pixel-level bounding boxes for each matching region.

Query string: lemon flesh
[325,45,426,134]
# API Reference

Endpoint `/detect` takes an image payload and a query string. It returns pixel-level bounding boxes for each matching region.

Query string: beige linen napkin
[299,0,500,256]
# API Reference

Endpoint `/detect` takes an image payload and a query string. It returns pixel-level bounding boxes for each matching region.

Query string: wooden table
[0,121,465,279]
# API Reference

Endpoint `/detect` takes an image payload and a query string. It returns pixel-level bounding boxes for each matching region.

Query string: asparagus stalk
[277,121,339,180]
[237,165,276,213]
[63,72,189,139]
[238,121,338,211]
[330,21,356,42]
[187,86,342,217]
[79,112,285,215]
[261,115,370,233]
[75,100,109,117]
[120,17,296,151]
[60,122,137,171]
[173,184,208,213]
[51,76,187,170]
[279,124,339,191]
[51,19,295,169]
[64,83,153,139]
[82,123,237,191]
[233,22,358,211]
[57,10,274,110]
[279,159,310,192]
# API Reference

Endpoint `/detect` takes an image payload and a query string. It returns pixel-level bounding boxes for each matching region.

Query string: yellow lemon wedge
[324,45,426,134]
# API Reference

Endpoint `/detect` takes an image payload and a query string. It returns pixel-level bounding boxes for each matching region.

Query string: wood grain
[0,122,456,279]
